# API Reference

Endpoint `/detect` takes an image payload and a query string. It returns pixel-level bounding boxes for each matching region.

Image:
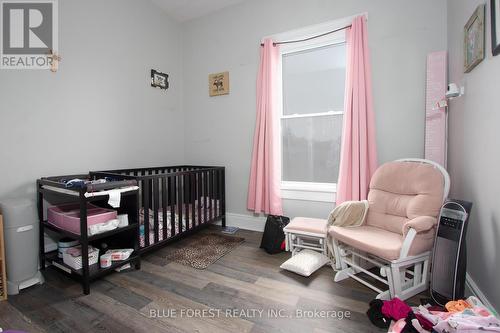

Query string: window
[280,41,346,198]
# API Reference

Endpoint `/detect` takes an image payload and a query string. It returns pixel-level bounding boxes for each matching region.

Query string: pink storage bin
[47,203,117,235]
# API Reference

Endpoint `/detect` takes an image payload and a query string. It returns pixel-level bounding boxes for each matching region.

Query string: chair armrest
[402,216,437,236]
[399,216,437,259]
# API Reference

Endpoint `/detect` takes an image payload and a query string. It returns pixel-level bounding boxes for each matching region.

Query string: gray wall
[447,0,500,311]
[0,0,184,201]
[181,0,448,218]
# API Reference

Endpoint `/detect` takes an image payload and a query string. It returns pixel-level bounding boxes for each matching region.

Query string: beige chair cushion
[284,217,328,235]
[329,225,434,261]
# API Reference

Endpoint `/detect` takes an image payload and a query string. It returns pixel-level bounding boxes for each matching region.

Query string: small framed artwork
[151,69,169,90]
[464,4,485,73]
[209,71,229,96]
[491,0,500,56]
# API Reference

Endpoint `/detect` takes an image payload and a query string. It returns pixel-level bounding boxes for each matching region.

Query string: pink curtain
[336,16,378,205]
[247,39,283,215]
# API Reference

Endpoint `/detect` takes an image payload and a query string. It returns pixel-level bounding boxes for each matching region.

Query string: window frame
[278,31,347,202]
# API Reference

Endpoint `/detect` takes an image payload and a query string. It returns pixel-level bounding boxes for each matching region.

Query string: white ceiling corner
[150,0,247,22]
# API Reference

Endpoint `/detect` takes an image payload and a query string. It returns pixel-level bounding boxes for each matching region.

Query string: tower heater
[430,199,472,306]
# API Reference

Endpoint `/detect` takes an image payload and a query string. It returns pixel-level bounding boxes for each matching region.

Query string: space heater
[430,199,472,306]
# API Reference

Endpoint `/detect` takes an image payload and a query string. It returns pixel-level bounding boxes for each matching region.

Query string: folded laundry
[410,318,430,333]
[368,296,498,333]
[416,305,441,326]
[427,305,446,312]
[106,249,133,261]
[66,245,99,258]
[433,313,500,332]
[87,219,120,236]
[414,312,434,330]
[445,300,472,313]
[417,297,497,333]
[388,318,408,333]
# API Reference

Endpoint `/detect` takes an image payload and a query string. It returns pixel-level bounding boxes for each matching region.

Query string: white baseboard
[466,272,498,315]
[215,212,266,232]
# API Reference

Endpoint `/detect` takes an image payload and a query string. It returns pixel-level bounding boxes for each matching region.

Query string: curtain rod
[260,24,351,47]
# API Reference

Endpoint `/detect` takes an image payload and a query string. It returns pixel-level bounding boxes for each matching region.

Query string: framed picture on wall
[464,4,485,73]
[491,0,500,56]
[209,71,229,96]
[151,69,169,90]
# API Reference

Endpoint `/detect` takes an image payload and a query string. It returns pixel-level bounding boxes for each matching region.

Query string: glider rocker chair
[330,159,450,300]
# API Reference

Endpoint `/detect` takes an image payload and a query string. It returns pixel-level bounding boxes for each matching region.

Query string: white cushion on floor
[280,249,329,277]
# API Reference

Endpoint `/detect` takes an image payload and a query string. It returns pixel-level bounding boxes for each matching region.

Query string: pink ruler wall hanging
[425,51,448,168]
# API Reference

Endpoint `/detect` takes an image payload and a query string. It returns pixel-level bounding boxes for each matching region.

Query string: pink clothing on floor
[387,318,407,333]
[382,297,412,321]
[415,313,434,331]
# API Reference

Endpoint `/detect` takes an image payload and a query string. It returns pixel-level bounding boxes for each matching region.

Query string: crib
[93,165,226,253]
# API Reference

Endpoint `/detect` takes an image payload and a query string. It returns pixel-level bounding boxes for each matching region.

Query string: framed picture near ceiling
[151,69,169,90]
[209,71,229,96]
[491,0,500,56]
[464,4,485,73]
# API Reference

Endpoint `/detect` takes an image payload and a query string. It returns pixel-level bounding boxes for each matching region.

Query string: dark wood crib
[94,165,226,254]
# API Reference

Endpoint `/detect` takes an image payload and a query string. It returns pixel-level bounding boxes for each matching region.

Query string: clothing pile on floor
[367,296,500,332]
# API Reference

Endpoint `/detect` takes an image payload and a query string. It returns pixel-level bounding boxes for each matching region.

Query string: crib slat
[218,169,221,216]
[208,170,214,221]
[220,168,224,217]
[203,171,208,223]
[197,172,202,227]
[216,169,221,217]
[213,170,217,218]
[153,178,160,244]
[191,172,196,229]
[221,168,226,227]
[143,179,151,247]
[170,175,176,237]
[184,173,190,231]
[178,174,183,233]
[162,177,168,241]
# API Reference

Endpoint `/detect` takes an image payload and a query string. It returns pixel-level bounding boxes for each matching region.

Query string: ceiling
[150,0,247,22]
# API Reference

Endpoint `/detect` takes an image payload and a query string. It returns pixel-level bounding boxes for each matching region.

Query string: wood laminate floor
[1,227,403,333]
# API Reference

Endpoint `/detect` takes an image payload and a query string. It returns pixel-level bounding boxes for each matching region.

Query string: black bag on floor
[260,215,290,254]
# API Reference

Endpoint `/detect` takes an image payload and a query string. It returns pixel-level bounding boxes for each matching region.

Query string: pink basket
[47,203,117,235]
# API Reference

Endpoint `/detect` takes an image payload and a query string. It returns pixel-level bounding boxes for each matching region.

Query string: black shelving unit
[37,173,141,295]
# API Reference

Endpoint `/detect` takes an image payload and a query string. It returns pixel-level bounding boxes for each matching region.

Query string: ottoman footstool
[283,217,329,256]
